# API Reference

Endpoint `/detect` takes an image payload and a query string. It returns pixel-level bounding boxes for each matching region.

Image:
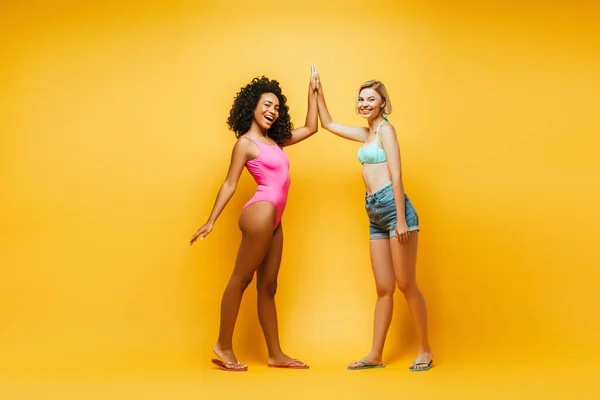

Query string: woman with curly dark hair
[189,65,320,371]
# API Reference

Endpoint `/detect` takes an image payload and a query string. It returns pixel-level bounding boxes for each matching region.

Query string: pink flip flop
[211,359,248,372]
[268,359,309,369]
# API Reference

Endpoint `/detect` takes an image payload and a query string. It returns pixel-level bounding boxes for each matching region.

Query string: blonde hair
[356,80,393,116]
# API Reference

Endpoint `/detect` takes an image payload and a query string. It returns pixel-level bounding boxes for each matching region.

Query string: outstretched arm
[317,73,368,143]
[189,138,251,245]
[284,65,319,146]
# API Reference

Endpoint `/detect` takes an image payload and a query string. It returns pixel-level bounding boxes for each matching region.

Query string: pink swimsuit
[242,136,291,229]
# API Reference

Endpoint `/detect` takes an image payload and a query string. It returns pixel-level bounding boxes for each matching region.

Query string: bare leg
[256,223,308,368]
[213,202,275,370]
[348,238,395,369]
[389,232,432,369]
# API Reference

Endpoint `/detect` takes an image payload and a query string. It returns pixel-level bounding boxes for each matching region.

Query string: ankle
[268,349,285,359]
[418,347,432,355]
[367,352,383,361]
[215,341,233,352]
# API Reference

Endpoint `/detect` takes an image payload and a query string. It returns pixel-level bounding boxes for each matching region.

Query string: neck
[368,114,385,130]
[249,120,269,137]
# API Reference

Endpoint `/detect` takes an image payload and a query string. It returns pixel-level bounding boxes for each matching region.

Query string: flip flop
[268,359,309,369]
[347,360,386,370]
[409,359,433,371]
[211,359,248,372]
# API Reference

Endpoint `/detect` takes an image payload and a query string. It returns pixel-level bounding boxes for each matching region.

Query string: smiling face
[357,88,386,120]
[254,92,280,130]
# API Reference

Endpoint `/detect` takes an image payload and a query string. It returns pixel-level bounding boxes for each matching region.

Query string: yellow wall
[1,1,599,372]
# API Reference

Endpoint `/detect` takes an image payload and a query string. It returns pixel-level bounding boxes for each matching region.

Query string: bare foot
[409,350,433,371]
[347,354,383,369]
[213,343,247,371]
[268,353,309,369]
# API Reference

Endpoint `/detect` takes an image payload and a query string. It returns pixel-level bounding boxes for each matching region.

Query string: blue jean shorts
[365,184,420,240]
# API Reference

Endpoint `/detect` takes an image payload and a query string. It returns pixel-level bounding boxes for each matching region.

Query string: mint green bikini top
[358,118,391,164]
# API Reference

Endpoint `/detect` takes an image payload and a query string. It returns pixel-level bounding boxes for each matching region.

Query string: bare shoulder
[378,122,398,143]
[234,135,258,159]
[379,121,397,135]
[236,135,253,146]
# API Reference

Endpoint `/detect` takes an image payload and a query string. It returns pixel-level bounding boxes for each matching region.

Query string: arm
[378,124,409,243]
[283,83,318,146]
[317,80,368,143]
[284,65,319,146]
[189,138,251,245]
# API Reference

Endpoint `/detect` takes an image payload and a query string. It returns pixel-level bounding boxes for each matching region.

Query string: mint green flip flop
[409,360,433,371]
[347,360,386,370]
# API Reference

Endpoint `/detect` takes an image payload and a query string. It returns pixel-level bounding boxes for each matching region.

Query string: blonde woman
[316,74,433,371]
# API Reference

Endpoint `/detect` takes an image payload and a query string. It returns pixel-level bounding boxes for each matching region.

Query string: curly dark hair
[227,76,293,147]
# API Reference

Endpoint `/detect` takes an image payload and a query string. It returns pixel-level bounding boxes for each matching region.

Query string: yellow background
[1,0,599,398]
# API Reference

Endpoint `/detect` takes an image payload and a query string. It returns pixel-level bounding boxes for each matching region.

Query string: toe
[291,359,308,368]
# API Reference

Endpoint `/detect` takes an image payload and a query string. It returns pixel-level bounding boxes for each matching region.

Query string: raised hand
[310,64,320,92]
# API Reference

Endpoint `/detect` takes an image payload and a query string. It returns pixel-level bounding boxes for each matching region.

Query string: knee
[376,284,395,298]
[232,274,254,292]
[397,279,418,294]
[258,281,278,298]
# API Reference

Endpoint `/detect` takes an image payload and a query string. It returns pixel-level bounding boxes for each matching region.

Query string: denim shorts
[365,184,420,240]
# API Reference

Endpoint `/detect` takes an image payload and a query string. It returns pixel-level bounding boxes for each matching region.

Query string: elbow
[221,182,237,194]
[391,174,403,186]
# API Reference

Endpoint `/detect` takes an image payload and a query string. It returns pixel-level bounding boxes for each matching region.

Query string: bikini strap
[375,118,386,142]
[243,135,260,146]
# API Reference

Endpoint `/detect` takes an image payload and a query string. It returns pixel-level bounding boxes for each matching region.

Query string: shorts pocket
[376,191,395,207]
